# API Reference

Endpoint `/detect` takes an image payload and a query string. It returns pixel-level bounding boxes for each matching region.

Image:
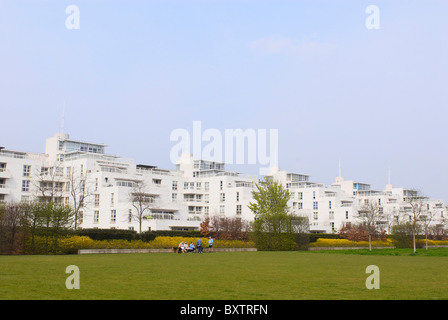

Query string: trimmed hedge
[75,229,203,242]
[139,230,202,242]
[308,233,342,243]
[77,229,138,241]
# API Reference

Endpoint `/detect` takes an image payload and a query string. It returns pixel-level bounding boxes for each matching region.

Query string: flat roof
[63,138,107,147]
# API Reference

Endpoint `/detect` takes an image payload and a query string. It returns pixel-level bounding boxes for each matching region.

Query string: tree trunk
[413,233,416,253]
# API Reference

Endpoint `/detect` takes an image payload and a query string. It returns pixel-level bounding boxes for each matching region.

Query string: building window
[94,211,99,223]
[313,212,318,220]
[329,211,334,220]
[111,193,114,206]
[172,193,177,201]
[111,210,116,223]
[298,192,303,200]
[346,211,349,219]
[172,181,178,191]
[298,202,303,210]
[313,201,318,210]
[236,205,242,215]
[220,181,223,190]
[204,206,209,216]
[21,180,30,192]
[236,192,240,202]
[128,209,132,223]
[313,191,316,200]
[95,194,100,207]
[204,182,210,191]
[220,205,225,215]
[23,165,31,177]
[220,193,225,202]
[329,201,332,209]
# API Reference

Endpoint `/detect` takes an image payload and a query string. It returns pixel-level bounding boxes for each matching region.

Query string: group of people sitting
[177,241,196,253]
[177,237,214,254]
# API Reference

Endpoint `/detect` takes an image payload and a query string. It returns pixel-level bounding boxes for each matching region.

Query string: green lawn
[1,250,447,300]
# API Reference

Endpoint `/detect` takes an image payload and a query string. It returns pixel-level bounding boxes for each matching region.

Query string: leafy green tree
[31,202,75,254]
[248,177,296,251]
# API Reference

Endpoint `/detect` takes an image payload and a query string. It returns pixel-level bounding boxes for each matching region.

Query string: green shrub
[294,233,310,251]
[139,230,202,242]
[76,228,138,241]
[390,224,423,248]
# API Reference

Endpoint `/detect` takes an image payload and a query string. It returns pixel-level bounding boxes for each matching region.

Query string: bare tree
[129,180,156,233]
[401,189,428,253]
[66,166,93,230]
[357,198,384,251]
[291,215,309,234]
[207,215,250,240]
[32,161,65,203]
[420,209,436,250]
[0,202,28,254]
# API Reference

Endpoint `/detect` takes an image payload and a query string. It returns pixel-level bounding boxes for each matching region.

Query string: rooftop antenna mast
[338,157,342,177]
[388,166,391,185]
[60,101,65,134]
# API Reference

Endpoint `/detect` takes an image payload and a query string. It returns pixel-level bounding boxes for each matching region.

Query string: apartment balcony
[0,184,10,194]
[38,173,66,182]
[235,182,253,188]
[184,198,203,203]
[187,214,203,221]
[0,169,11,179]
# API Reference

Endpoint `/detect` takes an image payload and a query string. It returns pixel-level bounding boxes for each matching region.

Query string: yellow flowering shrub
[29,235,255,254]
[417,239,448,246]
[59,236,95,252]
[309,238,393,248]
[148,236,255,249]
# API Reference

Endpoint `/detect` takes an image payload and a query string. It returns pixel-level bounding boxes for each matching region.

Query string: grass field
[1,250,447,300]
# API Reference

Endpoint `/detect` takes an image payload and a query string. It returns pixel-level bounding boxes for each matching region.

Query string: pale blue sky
[1,1,447,201]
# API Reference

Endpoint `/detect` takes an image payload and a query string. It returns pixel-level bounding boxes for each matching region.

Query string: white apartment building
[0,133,256,232]
[1,133,446,233]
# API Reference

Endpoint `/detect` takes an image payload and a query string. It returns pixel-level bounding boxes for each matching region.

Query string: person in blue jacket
[196,238,203,253]
[208,237,214,252]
